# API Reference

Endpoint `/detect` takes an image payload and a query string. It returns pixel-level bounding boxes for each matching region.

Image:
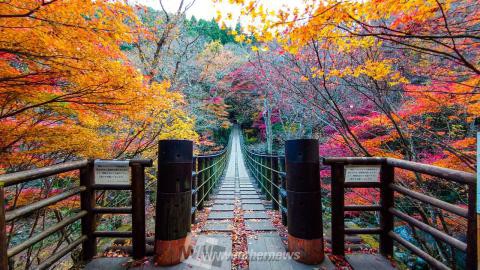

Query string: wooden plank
[240,195,261,199]
[208,211,234,219]
[241,199,263,204]
[212,204,235,211]
[188,235,232,270]
[214,199,235,205]
[346,254,396,270]
[245,220,276,231]
[248,234,272,270]
[203,221,233,232]
[244,212,270,219]
[215,195,236,199]
[243,204,265,211]
[241,191,258,195]
[248,234,336,270]
[85,235,232,269]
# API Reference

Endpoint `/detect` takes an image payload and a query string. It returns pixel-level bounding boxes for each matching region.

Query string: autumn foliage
[215,1,478,268]
[0,0,196,173]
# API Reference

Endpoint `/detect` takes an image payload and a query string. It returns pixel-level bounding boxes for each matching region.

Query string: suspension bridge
[0,127,476,269]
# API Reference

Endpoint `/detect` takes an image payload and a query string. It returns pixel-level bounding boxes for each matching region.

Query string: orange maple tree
[0,0,196,172]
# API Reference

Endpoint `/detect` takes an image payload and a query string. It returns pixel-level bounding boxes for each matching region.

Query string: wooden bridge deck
[84,130,393,270]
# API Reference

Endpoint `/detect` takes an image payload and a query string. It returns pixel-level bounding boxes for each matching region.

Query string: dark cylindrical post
[271,156,280,210]
[191,157,197,223]
[380,163,394,257]
[0,185,8,270]
[279,156,288,226]
[131,163,146,259]
[466,182,477,270]
[331,163,345,256]
[197,158,205,210]
[286,139,324,264]
[80,161,96,261]
[154,140,193,266]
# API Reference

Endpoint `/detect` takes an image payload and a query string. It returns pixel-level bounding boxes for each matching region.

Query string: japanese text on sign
[94,160,130,185]
[345,165,381,183]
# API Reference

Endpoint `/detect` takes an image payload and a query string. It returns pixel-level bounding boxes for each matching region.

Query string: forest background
[0,0,478,269]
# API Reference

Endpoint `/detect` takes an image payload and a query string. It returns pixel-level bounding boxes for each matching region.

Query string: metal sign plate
[345,165,381,183]
[94,160,130,185]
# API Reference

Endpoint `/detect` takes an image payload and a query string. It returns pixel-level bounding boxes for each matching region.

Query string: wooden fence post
[286,139,324,264]
[80,161,96,261]
[380,163,394,257]
[154,140,193,266]
[0,184,8,270]
[467,180,477,270]
[331,163,345,256]
[131,163,146,259]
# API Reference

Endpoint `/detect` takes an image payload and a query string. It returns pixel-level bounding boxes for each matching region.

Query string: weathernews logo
[183,237,301,269]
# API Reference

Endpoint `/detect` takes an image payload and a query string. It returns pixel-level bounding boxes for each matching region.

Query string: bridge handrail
[190,135,232,219]
[241,135,476,270]
[0,158,153,270]
[0,159,153,187]
[323,157,475,185]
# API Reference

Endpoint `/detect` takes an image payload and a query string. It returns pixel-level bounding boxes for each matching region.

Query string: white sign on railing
[345,165,381,183]
[94,160,130,185]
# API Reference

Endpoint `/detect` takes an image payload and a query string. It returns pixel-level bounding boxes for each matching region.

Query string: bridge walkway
[85,129,335,269]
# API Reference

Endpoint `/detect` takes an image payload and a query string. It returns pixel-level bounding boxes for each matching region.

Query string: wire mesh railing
[240,137,288,226]
[191,142,230,221]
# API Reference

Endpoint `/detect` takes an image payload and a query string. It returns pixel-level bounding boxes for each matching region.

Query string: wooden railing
[0,139,231,269]
[241,138,477,269]
[0,159,152,270]
[324,157,477,270]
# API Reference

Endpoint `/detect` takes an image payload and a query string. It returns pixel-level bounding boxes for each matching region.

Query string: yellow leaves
[216,10,223,22]
[335,36,377,52]
[251,45,269,52]
[353,60,392,80]
[326,68,346,78]
[322,59,408,85]
[0,0,196,168]
[388,72,409,86]
[234,34,246,43]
